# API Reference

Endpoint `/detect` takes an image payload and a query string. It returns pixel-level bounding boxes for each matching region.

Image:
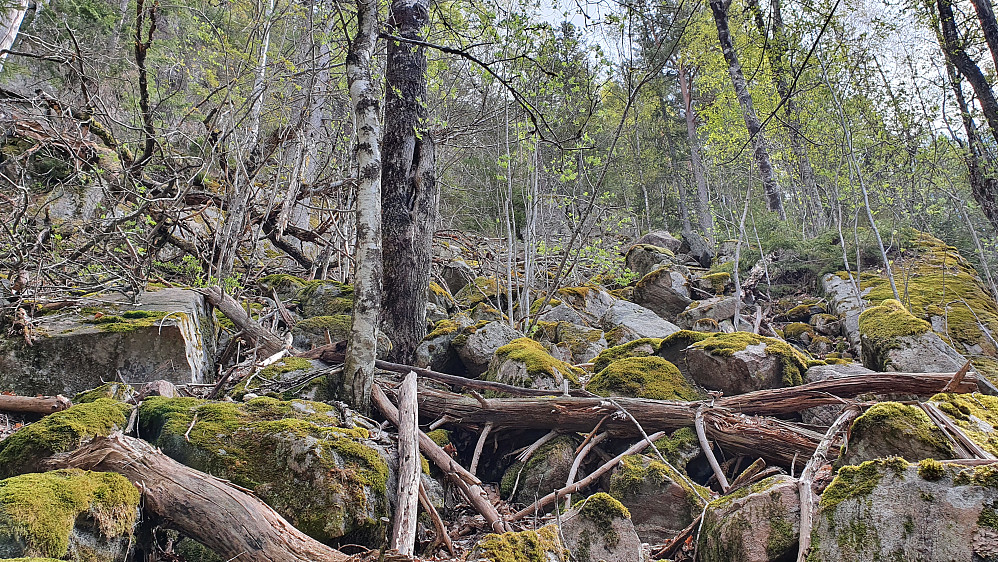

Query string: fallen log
[43,432,349,562]
[0,393,71,414]
[201,286,286,356]
[415,386,823,466]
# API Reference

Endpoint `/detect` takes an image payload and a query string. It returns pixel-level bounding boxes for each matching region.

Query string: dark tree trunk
[381,0,438,364]
[969,0,998,73]
[937,0,998,145]
[709,0,786,219]
[946,60,998,231]
[678,61,714,240]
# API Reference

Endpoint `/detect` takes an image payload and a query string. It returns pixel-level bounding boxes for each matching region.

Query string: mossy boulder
[0,469,139,561]
[810,459,998,561]
[455,277,507,310]
[591,338,662,373]
[932,392,998,456]
[501,436,578,504]
[0,399,130,478]
[554,286,619,321]
[73,383,136,405]
[560,493,640,562]
[296,280,354,318]
[858,299,966,374]
[675,297,738,329]
[453,321,524,376]
[588,357,702,401]
[608,454,707,542]
[624,244,677,279]
[469,525,567,562]
[291,314,352,349]
[0,288,215,396]
[693,272,732,296]
[684,332,812,395]
[230,357,329,401]
[440,259,475,295]
[486,338,583,392]
[138,396,389,542]
[839,402,954,466]
[532,322,607,365]
[697,475,799,562]
[416,314,475,373]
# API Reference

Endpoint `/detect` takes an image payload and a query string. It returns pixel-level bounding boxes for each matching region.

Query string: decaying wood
[43,432,349,562]
[920,402,997,460]
[469,421,492,477]
[391,372,420,556]
[0,393,71,414]
[563,431,609,508]
[510,431,666,521]
[696,405,730,492]
[796,406,860,562]
[201,286,286,356]
[371,383,511,533]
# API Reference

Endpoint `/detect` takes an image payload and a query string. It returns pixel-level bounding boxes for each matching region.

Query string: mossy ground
[0,399,130,478]
[0,469,139,559]
[138,396,386,540]
[474,525,566,562]
[588,356,702,401]
[690,331,814,386]
[490,338,583,386]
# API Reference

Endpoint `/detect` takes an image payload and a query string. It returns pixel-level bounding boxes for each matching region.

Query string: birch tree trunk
[0,0,28,71]
[678,61,714,240]
[341,0,383,414]
[709,0,786,219]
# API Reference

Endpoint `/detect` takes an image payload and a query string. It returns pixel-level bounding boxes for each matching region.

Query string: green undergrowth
[0,469,139,559]
[932,393,998,455]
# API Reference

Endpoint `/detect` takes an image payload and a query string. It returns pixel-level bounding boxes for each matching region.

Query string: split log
[391,372,419,556]
[201,286,286,356]
[43,432,349,562]
[0,393,71,414]
[371,384,510,533]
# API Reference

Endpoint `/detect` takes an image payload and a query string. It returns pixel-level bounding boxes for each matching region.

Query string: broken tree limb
[418,481,455,556]
[510,432,666,521]
[696,405,730,492]
[796,406,860,562]
[0,393,71,414]
[371,383,510,533]
[43,432,349,562]
[391,372,419,556]
[200,286,286,356]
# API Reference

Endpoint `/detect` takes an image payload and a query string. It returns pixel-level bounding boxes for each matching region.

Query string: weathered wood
[0,393,71,414]
[796,407,860,562]
[418,481,455,556]
[696,405,730,492]
[391,372,420,556]
[201,286,286,356]
[43,433,349,562]
[371,384,510,533]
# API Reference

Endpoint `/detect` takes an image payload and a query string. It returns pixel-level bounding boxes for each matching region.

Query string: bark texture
[678,62,714,238]
[342,0,383,414]
[381,0,438,364]
[937,0,998,145]
[709,0,786,219]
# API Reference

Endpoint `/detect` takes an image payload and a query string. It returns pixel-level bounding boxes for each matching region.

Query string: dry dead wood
[0,393,71,414]
[43,432,349,562]
[391,372,419,556]
[201,286,286,356]
[371,383,511,533]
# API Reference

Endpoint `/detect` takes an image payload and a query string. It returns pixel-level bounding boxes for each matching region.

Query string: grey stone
[608,454,701,543]
[556,287,619,321]
[821,273,867,347]
[441,259,475,294]
[685,338,795,395]
[677,297,738,329]
[634,230,682,253]
[600,300,680,340]
[0,288,215,396]
[632,268,692,321]
[559,495,641,562]
[501,436,578,503]
[537,303,586,325]
[862,330,966,374]
[698,475,800,562]
[455,321,523,376]
[624,244,677,278]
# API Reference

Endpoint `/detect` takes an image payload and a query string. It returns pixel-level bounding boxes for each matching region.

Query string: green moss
[820,458,908,513]
[491,338,583,385]
[500,437,576,499]
[556,286,598,300]
[81,310,170,333]
[260,274,308,292]
[858,298,931,344]
[429,282,454,302]
[455,277,504,308]
[649,427,698,466]
[0,469,139,558]
[848,402,953,459]
[474,525,566,562]
[425,319,459,340]
[783,322,813,340]
[954,463,998,487]
[917,458,946,481]
[931,393,998,456]
[529,297,562,315]
[426,429,450,447]
[609,454,708,511]
[258,357,312,380]
[573,493,629,552]
[979,501,998,530]
[0,399,130,478]
[591,338,663,373]
[588,357,702,401]
[702,272,731,293]
[73,383,135,404]
[691,332,811,386]
[783,304,815,321]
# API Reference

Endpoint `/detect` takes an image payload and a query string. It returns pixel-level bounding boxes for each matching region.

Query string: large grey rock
[632,268,693,321]
[0,288,215,396]
[810,459,998,562]
[455,321,524,376]
[624,244,677,278]
[555,286,619,321]
[698,475,800,562]
[802,362,874,425]
[684,333,808,395]
[677,296,738,329]
[838,402,954,466]
[559,493,641,562]
[441,259,475,295]
[415,315,475,373]
[297,281,353,318]
[601,300,680,340]
[537,303,586,325]
[609,454,704,543]
[501,436,578,504]
[485,337,582,391]
[634,230,682,253]
[550,322,608,364]
[858,299,966,373]
[682,230,715,268]
[821,273,868,347]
